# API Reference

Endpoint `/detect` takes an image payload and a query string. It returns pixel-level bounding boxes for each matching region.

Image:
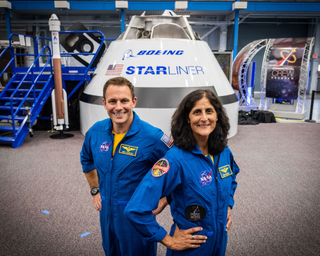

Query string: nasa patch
[151,158,170,177]
[199,170,213,187]
[99,141,112,153]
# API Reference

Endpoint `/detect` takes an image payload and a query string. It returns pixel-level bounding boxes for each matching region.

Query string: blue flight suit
[80,112,170,256]
[125,145,240,256]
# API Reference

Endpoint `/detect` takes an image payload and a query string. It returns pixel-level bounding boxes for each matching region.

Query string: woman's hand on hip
[226,206,232,231]
[161,224,207,251]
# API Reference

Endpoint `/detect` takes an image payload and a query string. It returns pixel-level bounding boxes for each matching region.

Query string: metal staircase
[0,30,107,148]
[0,43,54,148]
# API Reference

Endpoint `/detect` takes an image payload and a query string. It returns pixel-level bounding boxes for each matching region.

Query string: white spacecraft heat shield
[80,39,238,137]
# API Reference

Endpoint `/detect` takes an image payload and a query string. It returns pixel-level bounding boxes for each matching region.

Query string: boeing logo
[122,49,135,60]
[137,50,184,56]
[122,49,184,60]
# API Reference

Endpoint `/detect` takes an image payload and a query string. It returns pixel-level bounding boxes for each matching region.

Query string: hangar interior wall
[96,22,314,96]
[2,14,317,96]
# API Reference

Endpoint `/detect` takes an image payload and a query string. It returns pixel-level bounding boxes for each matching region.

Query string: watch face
[91,187,99,195]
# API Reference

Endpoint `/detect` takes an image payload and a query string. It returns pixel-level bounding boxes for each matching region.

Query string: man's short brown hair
[103,77,135,100]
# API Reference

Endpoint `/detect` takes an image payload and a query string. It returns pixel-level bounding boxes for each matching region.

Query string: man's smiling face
[103,84,137,133]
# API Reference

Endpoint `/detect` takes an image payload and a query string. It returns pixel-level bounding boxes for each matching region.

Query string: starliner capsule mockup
[79,10,238,137]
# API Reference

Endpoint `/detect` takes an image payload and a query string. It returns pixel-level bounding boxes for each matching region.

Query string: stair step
[0,126,19,132]
[5,89,42,93]
[0,106,27,111]
[12,80,47,84]
[0,136,14,142]
[0,97,35,101]
[0,115,26,121]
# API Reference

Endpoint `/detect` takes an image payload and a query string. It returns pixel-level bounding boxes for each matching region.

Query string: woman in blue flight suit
[125,89,240,256]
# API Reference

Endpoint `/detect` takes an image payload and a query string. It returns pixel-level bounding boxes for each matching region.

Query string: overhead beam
[9,1,320,12]
[200,25,219,40]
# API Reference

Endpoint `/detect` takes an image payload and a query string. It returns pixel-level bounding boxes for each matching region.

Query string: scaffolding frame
[259,38,274,110]
[296,37,314,114]
[238,39,267,109]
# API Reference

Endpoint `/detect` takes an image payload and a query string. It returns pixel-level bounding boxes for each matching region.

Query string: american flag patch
[161,133,173,148]
[105,64,124,76]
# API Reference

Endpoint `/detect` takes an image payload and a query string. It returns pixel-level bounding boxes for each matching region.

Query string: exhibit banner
[266,38,307,100]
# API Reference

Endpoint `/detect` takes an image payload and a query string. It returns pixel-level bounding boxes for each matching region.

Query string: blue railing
[9,34,39,73]
[36,36,52,70]
[58,30,106,99]
[59,30,105,74]
[1,30,112,130]
[9,45,53,134]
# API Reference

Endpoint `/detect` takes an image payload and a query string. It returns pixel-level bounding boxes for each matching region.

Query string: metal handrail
[35,36,52,44]
[9,33,38,72]
[5,30,107,130]
[9,45,52,134]
[36,36,52,69]
[58,30,108,99]
[59,30,106,76]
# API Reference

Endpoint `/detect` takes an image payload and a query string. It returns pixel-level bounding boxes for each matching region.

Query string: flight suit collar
[190,144,204,155]
[104,111,141,137]
[189,144,228,156]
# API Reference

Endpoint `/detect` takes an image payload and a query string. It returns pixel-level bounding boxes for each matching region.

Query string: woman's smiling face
[188,96,218,143]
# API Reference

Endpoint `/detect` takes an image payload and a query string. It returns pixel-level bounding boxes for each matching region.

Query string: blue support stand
[233,9,239,61]
[5,9,11,40]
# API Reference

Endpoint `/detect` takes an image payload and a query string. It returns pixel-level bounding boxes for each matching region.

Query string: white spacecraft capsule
[80,10,238,137]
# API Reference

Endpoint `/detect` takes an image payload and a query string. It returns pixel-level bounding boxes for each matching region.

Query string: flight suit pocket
[187,179,212,205]
[93,150,112,175]
[218,175,232,203]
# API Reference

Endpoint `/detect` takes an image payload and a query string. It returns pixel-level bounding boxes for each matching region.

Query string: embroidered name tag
[219,165,233,178]
[119,144,138,157]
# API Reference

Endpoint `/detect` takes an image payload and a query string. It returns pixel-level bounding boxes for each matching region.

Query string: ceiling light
[54,1,70,9]
[0,0,12,9]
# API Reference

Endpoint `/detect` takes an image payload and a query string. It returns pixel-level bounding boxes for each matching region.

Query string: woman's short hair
[103,77,135,100]
[171,89,230,155]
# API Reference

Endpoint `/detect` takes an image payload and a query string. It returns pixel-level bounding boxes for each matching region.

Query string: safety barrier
[305,90,320,123]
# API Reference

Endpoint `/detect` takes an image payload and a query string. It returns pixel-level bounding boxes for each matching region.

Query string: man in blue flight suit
[80,77,170,256]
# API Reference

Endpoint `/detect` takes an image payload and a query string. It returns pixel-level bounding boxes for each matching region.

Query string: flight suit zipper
[214,154,221,249]
[109,132,132,218]
[205,153,220,250]
[109,133,115,221]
